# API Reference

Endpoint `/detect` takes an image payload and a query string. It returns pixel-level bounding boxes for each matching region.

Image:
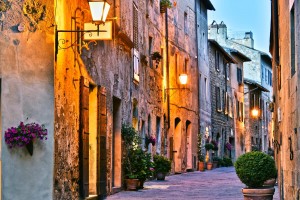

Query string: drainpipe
[195,0,201,145]
[165,9,170,129]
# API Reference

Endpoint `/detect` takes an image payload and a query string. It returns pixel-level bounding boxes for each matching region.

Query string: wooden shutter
[216,86,220,111]
[133,3,138,50]
[80,76,89,198]
[169,137,173,160]
[97,86,107,197]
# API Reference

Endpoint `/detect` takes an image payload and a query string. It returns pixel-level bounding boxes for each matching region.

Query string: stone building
[225,48,251,159]
[270,0,300,199]
[208,22,273,154]
[0,0,212,199]
[208,39,236,159]
[196,0,215,151]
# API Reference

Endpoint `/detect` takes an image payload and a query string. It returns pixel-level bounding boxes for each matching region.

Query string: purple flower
[4,122,48,149]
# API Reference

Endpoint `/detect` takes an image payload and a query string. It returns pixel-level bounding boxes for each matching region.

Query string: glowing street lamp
[179,73,188,85]
[251,108,259,118]
[88,0,111,25]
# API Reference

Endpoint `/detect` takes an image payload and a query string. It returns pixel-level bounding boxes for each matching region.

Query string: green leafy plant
[205,143,214,151]
[153,155,171,174]
[235,151,277,188]
[212,156,221,162]
[222,157,233,167]
[121,124,154,181]
[198,154,205,162]
[160,0,172,8]
[151,51,162,60]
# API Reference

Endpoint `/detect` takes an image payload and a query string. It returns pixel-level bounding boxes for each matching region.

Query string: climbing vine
[23,0,46,31]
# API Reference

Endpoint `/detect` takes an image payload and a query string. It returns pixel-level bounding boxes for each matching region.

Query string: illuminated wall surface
[0,0,54,199]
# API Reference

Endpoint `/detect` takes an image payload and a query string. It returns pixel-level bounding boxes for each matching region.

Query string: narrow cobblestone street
[107,167,279,200]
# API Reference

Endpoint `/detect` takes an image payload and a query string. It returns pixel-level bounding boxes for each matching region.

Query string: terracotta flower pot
[242,187,275,200]
[213,161,218,169]
[198,161,205,171]
[156,172,166,180]
[206,162,213,170]
[263,178,276,187]
[125,179,139,191]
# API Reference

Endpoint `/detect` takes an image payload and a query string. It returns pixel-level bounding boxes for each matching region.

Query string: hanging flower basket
[145,135,156,146]
[160,0,172,13]
[4,122,48,156]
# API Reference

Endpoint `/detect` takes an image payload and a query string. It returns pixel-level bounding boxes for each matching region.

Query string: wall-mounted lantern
[251,108,259,118]
[179,73,188,85]
[88,0,111,25]
[55,0,111,58]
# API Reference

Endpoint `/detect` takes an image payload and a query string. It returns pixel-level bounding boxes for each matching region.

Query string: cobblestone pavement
[107,167,280,200]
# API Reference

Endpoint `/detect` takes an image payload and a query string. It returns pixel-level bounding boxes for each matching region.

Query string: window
[133,3,138,50]
[216,86,222,112]
[262,66,264,81]
[184,12,188,34]
[237,68,242,84]
[133,49,140,82]
[225,92,228,115]
[133,4,139,82]
[149,36,153,68]
[291,4,296,76]
[265,69,268,83]
[215,50,220,71]
[226,63,230,80]
[204,78,207,101]
[184,58,188,73]
[268,70,272,86]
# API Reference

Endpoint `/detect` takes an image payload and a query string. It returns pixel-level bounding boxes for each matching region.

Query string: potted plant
[160,0,172,13]
[153,155,171,180]
[121,124,146,190]
[4,121,48,156]
[212,156,221,169]
[198,154,205,171]
[205,143,214,170]
[234,151,277,200]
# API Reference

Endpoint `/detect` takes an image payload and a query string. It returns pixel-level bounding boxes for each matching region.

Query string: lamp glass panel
[102,2,110,22]
[179,74,188,85]
[89,2,104,22]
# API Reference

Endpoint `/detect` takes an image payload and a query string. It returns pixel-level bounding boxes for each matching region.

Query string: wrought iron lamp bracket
[55,8,106,60]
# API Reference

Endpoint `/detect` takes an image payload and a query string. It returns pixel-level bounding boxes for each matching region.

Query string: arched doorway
[174,117,182,173]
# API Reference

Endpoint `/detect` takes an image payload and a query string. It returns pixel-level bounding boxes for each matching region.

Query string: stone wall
[0,0,54,199]
[209,42,234,158]
[271,0,300,199]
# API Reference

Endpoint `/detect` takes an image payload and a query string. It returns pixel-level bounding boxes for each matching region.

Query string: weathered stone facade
[270,0,300,199]
[208,40,235,159]
[54,0,208,198]
[196,0,215,152]
[0,0,55,199]
[226,49,251,160]
[0,0,212,199]
[209,22,273,155]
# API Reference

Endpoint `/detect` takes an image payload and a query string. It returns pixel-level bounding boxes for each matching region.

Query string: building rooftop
[203,0,215,11]
[244,78,270,92]
[209,39,237,64]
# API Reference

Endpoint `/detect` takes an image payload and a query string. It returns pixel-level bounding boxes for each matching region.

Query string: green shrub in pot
[234,151,277,188]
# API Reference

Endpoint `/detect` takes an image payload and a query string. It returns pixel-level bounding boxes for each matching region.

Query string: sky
[208,0,271,53]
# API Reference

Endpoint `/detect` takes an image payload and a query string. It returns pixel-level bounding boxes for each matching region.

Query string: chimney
[243,31,254,48]
[208,21,227,45]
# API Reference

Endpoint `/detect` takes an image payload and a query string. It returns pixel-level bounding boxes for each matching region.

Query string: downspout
[166,9,170,129]
[195,0,200,145]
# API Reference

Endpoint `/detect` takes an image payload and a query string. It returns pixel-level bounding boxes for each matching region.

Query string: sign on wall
[84,21,112,41]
